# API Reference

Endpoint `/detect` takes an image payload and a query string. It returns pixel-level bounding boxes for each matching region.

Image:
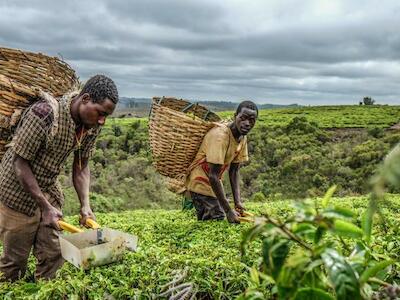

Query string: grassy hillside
[2,195,400,299]
[219,105,400,128]
[2,106,399,299]
[109,105,400,130]
[55,105,400,215]
[115,98,301,118]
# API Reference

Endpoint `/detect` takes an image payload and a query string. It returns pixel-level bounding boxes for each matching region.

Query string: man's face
[79,94,116,129]
[234,107,257,135]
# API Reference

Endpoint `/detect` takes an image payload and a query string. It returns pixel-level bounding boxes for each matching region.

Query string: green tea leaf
[250,267,260,285]
[241,223,267,254]
[285,249,310,269]
[293,223,316,235]
[322,185,337,208]
[324,206,355,219]
[361,202,375,244]
[381,144,400,186]
[359,260,394,285]
[305,259,324,273]
[277,263,309,300]
[270,240,290,280]
[314,226,325,244]
[294,287,335,300]
[262,237,274,274]
[262,238,290,280]
[20,283,40,294]
[333,219,363,238]
[321,249,361,300]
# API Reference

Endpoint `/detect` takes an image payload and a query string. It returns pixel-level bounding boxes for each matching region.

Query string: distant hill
[116,97,300,117]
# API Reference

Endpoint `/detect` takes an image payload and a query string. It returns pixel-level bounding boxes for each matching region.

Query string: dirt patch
[326,128,368,142]
[389,123,400,130]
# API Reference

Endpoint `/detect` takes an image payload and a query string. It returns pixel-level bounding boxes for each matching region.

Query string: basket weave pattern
[0,47,79,158]
[149,97,221,189]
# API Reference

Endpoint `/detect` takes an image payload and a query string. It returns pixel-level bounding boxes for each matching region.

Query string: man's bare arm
[229,163,244,211]
[208,163,240,223]
[72,154,95,225]
[13,155,62,229]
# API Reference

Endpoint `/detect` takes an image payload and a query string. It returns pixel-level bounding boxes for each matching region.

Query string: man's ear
[81,93,91,103]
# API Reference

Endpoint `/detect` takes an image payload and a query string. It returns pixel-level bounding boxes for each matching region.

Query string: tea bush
[1,195,399,299]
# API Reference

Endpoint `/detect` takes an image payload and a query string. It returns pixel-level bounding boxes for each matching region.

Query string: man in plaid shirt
[0,75,118,281]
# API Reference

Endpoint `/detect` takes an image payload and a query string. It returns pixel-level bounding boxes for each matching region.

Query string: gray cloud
[0,0,399,104]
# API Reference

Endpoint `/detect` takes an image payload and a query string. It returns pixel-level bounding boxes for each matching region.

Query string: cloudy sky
[1,0,399,105]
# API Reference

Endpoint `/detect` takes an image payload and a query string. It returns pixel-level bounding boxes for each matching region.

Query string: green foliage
[219,105,400,128]
[2,106,399,298]
[294,287,335,300]
[360,260,394,285]
[362,97,375,106]
[59,107,399,208]
[92,157,179,209]
[240,188,399,299]
[377,144,400,187]
[241,117,399,199]
[63,189,125,216]
[1,206,256,299]
[241,143,400,299]
[251,192,266,202]
[1,196,400,298]
[262,238,290,280]
[321,249,361,300]
[322,185,337,208]
[332,219,363,238]
[368,127,384,138]
[61,120,180,212]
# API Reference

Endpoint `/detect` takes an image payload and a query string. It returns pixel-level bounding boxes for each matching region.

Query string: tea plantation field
[219,105,400,128]
[109,105,400,129]
[1,194,399,299]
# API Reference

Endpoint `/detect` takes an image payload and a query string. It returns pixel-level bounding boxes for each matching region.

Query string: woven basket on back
[149,97,221,192]
[0,47,79,158]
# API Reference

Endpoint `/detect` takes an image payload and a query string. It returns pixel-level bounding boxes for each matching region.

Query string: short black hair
[80,74,119,104]
[236,100,258,115]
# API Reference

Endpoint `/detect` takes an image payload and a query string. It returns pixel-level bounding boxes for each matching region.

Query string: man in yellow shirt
[187,101,258,223]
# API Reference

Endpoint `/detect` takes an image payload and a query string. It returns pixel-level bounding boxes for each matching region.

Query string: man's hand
[42,205,63,230]
[234,201,245,214]
[79,205,96,227]
[226,209,240,224]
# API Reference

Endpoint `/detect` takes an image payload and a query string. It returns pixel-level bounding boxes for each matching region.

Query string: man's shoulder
[205,124,230,139]
[28,101,55,127]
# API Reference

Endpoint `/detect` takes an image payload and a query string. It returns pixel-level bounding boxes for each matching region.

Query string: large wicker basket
[149,97,221,191]
[0,47,79,158]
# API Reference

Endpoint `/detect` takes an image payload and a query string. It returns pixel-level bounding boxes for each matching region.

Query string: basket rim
[0,47,79,81]
[149,103,221,128]
[0,46,68,62]
[150,96,221,123]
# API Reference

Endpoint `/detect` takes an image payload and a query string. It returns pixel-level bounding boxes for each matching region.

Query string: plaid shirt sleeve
[12,105,52,161]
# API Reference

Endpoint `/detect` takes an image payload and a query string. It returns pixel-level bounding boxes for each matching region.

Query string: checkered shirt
[0,97,100,216]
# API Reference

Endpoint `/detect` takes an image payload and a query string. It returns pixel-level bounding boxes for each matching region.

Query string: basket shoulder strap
[38,90,60,138]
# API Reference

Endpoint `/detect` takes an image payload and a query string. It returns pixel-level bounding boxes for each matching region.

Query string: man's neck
[229,123,242,142]
[70,96,82,127]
